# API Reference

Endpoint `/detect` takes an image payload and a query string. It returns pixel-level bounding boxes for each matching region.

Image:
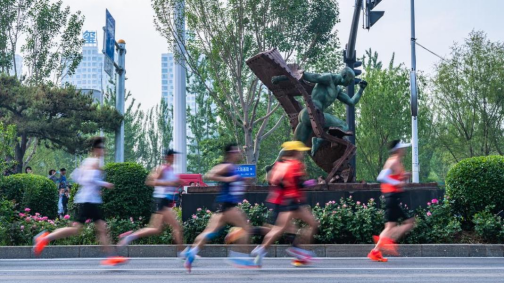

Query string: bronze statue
[246,48,364,183]
[272,67,367,156]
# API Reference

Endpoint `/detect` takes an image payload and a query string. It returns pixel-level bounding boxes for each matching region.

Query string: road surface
[0,257,503,283]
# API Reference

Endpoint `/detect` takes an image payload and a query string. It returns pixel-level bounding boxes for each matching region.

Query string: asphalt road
[0,257,503,283]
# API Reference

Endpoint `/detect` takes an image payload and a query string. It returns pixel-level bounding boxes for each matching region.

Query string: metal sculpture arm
[337,80,368,106]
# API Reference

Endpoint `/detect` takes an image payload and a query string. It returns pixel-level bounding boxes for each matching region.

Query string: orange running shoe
[379,237,399,256]
[225,227,246,244]
[367,249,388,262]
[101,256,129,266]
[33,231,50,257]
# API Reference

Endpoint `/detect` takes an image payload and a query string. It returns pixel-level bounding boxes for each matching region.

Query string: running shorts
[266,199,306,225]
[152,197,176,213]
[213,201,237,213]
[75,203,104,224]
[384,192,410,222]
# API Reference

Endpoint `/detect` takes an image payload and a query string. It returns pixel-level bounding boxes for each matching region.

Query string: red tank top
[267,160,306,205]
[380,172,405,193]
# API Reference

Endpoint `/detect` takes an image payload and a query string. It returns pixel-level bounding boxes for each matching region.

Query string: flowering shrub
[404,197,462,244]
[312,196,384,244]
[0,197,502,245]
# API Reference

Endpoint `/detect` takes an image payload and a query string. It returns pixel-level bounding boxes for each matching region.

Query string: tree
[152,0,341,165]
[355,49,434,182]
[0,122,18,175]
[186,67,220,174]
[137,100,174,170]
[0,75,122,173]
[0,0,35,76]
[432,30,504,162]
[22,0,84,84]
[101,86,146,165]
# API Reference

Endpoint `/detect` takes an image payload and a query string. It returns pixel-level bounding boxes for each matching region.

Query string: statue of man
[272,66,368,156]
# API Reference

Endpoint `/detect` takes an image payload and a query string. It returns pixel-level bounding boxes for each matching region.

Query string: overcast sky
[44,0,505,111]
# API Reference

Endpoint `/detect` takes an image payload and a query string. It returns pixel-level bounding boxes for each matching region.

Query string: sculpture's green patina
[272,66,367,156]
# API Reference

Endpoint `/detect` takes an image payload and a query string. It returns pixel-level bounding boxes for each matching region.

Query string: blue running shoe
[226,257,260,269]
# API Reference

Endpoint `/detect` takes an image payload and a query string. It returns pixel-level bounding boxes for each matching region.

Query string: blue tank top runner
[216,163,245,204]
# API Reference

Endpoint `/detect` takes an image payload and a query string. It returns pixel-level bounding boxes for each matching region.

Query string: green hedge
[0,174,58,219]
[446,156,504,224]
[101,162,153,221]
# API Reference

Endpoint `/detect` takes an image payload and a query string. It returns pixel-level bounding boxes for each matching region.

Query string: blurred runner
[117,149,184,257]
[368,140,415,262]
[183,143,256,272]
[33,137,127,266]
[251,141,318,267]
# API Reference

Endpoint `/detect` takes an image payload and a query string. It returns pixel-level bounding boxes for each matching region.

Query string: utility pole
[173,0,187,173]
[114,39,126,163]
[344,0,363,182]
[410,0,420,182]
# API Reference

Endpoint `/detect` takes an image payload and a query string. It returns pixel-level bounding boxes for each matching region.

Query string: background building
[61,30,113,102]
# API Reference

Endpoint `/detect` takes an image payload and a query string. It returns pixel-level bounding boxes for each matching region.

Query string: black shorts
[384,192,410,222]
[213,202,237,213]
[152,198,175,213]
[75,203,104,224]
[266,200,306,225]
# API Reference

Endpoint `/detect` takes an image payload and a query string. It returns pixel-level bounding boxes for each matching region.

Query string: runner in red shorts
[251,141,318,267]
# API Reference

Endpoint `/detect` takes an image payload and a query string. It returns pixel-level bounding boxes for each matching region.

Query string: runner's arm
[205,164,236,182]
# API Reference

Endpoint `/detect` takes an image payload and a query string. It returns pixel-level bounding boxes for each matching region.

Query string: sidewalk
[0,244,502,258]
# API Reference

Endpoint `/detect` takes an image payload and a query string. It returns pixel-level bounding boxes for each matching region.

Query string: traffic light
[364,0,385,29]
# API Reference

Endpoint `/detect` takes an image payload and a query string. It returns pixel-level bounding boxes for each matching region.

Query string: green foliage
[0,122,17,174]
[153,0,341,166]
[405,197,462,244]
[102,162,153,220]
[0,173,58,218]
[473,206,504,244]
[446,155,504,224]
[431,31,504,163]
[0,75,122,173]
[312,197,384,244]
[356,49,434,182]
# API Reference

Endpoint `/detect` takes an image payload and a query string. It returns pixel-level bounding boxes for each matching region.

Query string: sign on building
[83,31,96,44]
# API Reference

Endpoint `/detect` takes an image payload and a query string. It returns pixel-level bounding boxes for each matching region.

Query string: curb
[0,244,503,259]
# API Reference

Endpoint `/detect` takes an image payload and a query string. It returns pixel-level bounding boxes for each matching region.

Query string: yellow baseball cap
[281,141,311,151]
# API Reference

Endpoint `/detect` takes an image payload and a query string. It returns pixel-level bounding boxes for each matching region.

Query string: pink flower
[349,195,353,199]
[20,225,24,230]
[243,199,248,203]
[343,204,347,208]
[431,199,438,204]
[35,213,40,216]
[48,221,55,225]
[139,217,143,220]
[370,198,375,202]
[206,210,211,213]
[19,213,25,217]
[332,211,336,214]
[24,208,30,212]
[85,219,91,224]
[33,216,39,221]
[64,215,70,220]
[197,208,202,211]
[192,214,197,219]
[247,219,250,223]
[427,211,432,216]
[254,203,258,206]
[316,203,319,206]
[269,209,273,211]
[25,217,31,222]
[427,202,431,206]
[363,205,368,209]
[42,216,48,221]
[356,201,361,205]
[72,222,79,226]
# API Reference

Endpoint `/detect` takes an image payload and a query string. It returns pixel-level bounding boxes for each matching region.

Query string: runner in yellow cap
[251,141,318,267]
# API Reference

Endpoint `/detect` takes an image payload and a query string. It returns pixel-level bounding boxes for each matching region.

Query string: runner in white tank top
[117,149,184,256]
